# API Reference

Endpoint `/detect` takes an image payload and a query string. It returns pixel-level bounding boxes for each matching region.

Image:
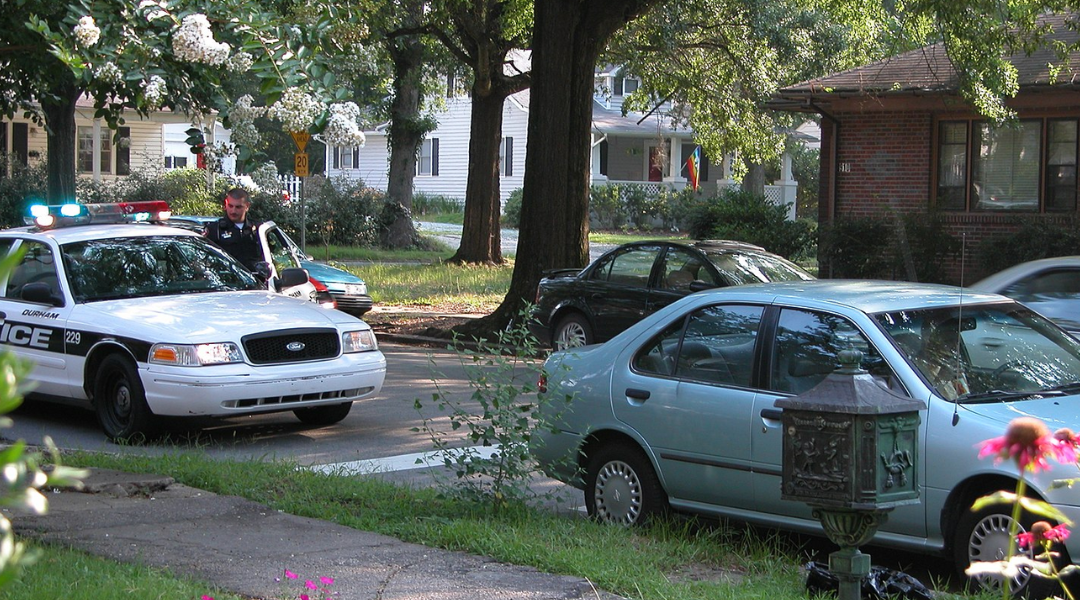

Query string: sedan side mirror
[689,280,718,292]
[252,261,273,280]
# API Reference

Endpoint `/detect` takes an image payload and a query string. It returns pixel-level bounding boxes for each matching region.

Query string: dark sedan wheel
[294,402,353,425]
[554,313,592,349]
[585,442,668,525]
[95,354,157,441]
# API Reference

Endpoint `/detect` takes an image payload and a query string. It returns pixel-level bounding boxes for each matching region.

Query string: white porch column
[773,150,798,221]
[590,133,608,185]
[663,137,686,189]
[717,153,739,193]
[91,119,102,182]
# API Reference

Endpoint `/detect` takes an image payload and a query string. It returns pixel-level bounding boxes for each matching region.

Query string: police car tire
[294,402,352,425]
[95,354,157,441]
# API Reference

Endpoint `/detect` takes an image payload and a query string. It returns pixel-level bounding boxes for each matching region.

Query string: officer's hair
[225,188,251,205]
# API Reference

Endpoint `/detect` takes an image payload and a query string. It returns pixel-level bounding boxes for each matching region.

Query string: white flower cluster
[137,0,170,22]
[74,16,101,48]
[94,62,123,85]
[267,87,324,133]
[226,52,254,74]
[227,95,266,148]
[142,75,167,109]
[202,141,234,172]
[321,102,365,148]
[249,162,281,194]
[172,14,230,66]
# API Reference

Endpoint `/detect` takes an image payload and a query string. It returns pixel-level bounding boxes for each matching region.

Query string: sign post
[289,132,311,251]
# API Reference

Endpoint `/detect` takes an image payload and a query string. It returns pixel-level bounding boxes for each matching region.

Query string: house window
[417,138,439,176]
[613,74,640,96]
[165,156,188,169]
[332,146,360,170]
[499,137,513,176]
[936,118,1076,212]
[12,123,27,167]
[77,126,112,174]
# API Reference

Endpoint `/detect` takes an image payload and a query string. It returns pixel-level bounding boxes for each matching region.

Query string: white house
[1,97,232,182]
[324,64,804,214]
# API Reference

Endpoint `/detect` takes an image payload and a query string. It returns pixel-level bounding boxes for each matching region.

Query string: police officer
[203,188,261,271]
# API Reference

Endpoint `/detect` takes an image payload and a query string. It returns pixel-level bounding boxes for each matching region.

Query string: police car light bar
[28,201,172,229]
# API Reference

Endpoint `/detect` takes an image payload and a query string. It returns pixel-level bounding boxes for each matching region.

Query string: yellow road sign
[294,152,309,177]
[290,131,311,153]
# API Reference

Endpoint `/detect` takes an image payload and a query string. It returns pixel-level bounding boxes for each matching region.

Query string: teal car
[171,216,373,316]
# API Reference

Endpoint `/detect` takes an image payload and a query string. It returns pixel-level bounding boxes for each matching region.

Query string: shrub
[977,218,1080,277]
[0,158,47,228]
[502,188,523,228]
[684,189,815,260]
[589,184,627,230]
[412,193,463,216]
[301,176,382,247]
[817,213,961,282]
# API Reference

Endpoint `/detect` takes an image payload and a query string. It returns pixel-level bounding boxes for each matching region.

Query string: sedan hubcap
[968,513,1031,592]
[594,460,641,525]
[557,323,587,349]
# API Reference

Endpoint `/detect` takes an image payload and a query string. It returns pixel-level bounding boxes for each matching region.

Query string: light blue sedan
[533,280,1080,594]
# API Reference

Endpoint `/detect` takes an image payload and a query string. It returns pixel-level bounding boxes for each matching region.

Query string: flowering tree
[3,0,367,204]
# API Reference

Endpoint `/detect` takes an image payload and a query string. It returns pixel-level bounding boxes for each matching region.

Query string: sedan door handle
[760,408,783,421]
[980,337,1005,348]
[626,388,651,400]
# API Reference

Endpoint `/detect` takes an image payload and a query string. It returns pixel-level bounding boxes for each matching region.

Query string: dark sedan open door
[584,244,664,341]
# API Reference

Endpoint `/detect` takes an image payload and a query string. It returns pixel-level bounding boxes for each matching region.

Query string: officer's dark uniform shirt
[203,217,261,271]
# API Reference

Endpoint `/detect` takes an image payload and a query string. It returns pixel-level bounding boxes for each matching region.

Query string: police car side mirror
[276,267,309,292]
[21,282,63,307]
[252,261,273,280]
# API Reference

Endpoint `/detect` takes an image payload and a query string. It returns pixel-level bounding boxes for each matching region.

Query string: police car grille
[242,329,340,364]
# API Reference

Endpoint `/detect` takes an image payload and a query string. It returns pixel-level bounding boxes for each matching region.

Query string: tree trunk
[742,159,766,196]
[455,0,659,337]
[41,80,80,204]
[382,36,425,249]
[448,88,505,265]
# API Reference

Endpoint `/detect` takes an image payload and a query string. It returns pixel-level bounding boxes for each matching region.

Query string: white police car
[0,201,386,440]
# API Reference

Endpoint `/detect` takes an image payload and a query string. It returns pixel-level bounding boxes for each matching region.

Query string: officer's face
[224,197,250,224]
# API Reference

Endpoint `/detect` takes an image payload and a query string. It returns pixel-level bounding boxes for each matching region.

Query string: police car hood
[76,291,363,341]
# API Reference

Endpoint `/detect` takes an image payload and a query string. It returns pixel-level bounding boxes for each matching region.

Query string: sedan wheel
[95,354,157,442]
[585,443,667,525]
[554,314,592,350]
[955,502,1036,595]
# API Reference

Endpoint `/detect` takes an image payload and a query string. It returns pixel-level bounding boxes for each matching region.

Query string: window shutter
[332,147,340,169]
[599,140,608,176]
[353,146,360,169]
[614,77,623,96]
[431,139,439,176]
[505,137,513,176]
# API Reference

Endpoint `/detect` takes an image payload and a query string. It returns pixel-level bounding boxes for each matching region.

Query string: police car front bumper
[141,350,386,416]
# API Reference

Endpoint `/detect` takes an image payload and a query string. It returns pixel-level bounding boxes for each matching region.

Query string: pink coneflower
[977,417,1076,472]
[1018,521,1071,549]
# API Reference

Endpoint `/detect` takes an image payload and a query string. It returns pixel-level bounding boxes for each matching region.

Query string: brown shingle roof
[775,13,1080,101]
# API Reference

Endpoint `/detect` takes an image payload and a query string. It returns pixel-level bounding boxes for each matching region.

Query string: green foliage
[412,309,570,509]
[589,184,627,230]
[0,159,48,229]
[302,176,383,247]
[976,218,1080,278]
[411,193,464,216]
[684,189,815,260]
[0,249,86,591]
[502,189,523,229]
[75,167,229,216]
[817,213,962,282]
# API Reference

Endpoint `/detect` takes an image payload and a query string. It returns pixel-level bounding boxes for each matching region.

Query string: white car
[1,201,386,440]
[970,256,1080,335]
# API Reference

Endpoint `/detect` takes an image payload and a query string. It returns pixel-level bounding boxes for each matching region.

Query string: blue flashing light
[29,205,48,218]
[60,203,82,217]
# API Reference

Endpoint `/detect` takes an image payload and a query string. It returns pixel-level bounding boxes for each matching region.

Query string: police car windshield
[62,236,262,302]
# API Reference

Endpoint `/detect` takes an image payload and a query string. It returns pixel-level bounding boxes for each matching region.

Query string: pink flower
[1018,521,1071,549]
[285,569,299,579]
[300,596,310,600]
[977,417,1077,472]
[319,576,334,586]
[202,596,215,600]
[305,579,318,590]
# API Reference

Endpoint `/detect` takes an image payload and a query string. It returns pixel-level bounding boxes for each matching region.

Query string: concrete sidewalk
[11,468,620,600]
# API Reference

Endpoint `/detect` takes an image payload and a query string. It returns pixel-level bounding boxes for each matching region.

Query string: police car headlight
[342,329,377,353]
[150,342,243,366]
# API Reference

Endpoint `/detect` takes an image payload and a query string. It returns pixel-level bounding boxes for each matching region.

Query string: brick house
[770,14,1080,282]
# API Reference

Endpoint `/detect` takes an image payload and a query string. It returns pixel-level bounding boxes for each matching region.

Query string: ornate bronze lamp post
[774,350,924,600]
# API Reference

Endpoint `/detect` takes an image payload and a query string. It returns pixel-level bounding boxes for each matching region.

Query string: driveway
[417,222,614,261]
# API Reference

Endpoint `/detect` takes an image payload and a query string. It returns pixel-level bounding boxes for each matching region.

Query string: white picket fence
[280,174,303,201]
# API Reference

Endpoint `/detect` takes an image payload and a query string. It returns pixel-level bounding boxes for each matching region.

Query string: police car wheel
[294,402,352,425]
[95,354,157,441]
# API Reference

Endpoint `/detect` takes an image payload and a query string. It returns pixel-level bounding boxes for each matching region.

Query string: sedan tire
[554,313,593,349]
[953,499,1059,597]
[585,442,668,525]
